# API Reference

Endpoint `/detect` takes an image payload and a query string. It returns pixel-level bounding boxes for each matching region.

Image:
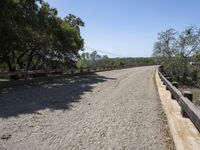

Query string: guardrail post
[181,91,193,118]
[80,68,83,73]
[165,77,172,90]
[161,74,165,84]
[172,82,178,88]
[171,82,178,99]
[163,74,167,78]
[159,65,163,72]
[166,77,172,82]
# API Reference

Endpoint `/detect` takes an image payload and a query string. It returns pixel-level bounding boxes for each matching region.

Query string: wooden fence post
[181,91,193,118]
[165,77,172,90]
[159,65,163,72]
[172,82,178,88]
[166,77,172,82]
[80,68,83,73]
[171,82,178,99]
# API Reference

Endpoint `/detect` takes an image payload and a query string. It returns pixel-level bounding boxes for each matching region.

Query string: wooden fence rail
[0,69,64,77]
[0,65,138,79]
[158,67,200,132]
[0,66,132,89]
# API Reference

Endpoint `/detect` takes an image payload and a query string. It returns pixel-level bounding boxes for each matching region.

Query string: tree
[153,28,178,77]
[90,51,98,62]
[153,28,177,58]
[0,0,84,72]
[64,14,84,31]
[176,26,200,78]
[153,26,200,82]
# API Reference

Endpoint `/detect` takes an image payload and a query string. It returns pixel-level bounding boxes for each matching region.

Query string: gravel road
[0,66,174,150]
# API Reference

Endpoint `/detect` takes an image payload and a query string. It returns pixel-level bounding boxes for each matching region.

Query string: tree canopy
[153,26,200,83]
[76,51,159,70]
[0,0,84,71]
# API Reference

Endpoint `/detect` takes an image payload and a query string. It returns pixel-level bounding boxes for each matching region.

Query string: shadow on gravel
[0,73,116,118]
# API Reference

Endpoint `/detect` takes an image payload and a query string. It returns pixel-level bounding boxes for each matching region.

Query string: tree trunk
[5,57,15,72]
[183,57,187,80]
[26,50,34,70]
[17,52,26,69]
[32,56,42,70]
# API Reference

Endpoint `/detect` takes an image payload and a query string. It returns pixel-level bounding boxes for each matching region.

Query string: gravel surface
[0,66,174,150]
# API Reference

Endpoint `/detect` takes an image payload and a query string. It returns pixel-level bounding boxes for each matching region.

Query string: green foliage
[154,26,200,86]
[76,59,87,69]
[0,0,84,71]
[76,51,159,70]
[153,28,177,58]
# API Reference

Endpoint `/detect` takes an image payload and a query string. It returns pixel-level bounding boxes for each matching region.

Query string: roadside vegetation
[153,26,200,87]
[0,0,84,72]
[0,0,160,80]
[76,51,159,71]
[153,26,200,107]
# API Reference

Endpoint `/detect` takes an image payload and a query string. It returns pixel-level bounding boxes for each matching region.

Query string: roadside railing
[158,66,200,132]
[0,66,137,89]
[0,65,147,80]
[0,69,64,79]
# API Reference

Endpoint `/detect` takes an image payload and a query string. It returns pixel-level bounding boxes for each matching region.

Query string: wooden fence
[158,66,200,132]
[0,65,140,79]
[0,66,131,89]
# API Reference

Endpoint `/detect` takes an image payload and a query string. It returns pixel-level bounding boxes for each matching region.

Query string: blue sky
[45,0,200,57]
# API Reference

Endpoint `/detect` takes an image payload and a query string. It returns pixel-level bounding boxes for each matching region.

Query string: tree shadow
[0,73,116,118]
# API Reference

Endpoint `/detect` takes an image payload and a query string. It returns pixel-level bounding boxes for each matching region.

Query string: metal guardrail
[158,68,200,132]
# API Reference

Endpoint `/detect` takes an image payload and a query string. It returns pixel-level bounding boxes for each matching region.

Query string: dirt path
[0,66,174,150]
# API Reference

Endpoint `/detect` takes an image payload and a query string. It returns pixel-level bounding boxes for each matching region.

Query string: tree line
[0,0,84,72]
[153,26,200,86]
[76,51,159,70]
[0,0,160,79]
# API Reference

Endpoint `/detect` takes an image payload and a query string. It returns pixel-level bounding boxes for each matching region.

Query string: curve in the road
[0,66,174,150]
